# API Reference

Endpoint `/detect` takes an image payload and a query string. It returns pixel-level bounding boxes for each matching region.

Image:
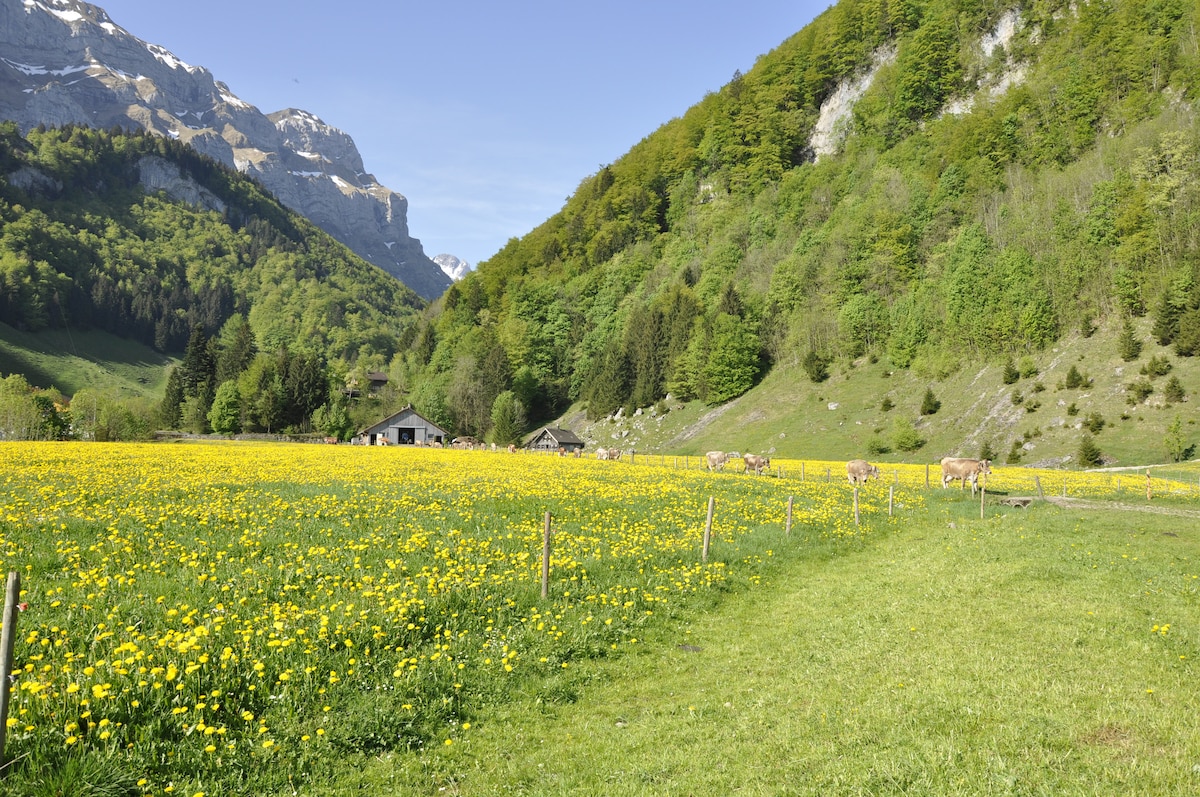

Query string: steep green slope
[0,123,422,373]
[0,320,172,399]
[396,0,1199,464]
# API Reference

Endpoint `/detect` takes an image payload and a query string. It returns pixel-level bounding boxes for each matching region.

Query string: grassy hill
[0,321,172,399]
[569,314,1198,468]
[396,0,1200,457]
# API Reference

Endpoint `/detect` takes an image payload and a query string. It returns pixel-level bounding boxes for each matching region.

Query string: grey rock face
[0,0,452,299]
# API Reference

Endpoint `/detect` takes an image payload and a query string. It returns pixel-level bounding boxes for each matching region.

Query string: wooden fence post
[925,464,930,489]
[894,469,898,484]
[785,496,793,535]
[541,512,552,599]
[980,482,986,520]
[853,486,860,526]
[826,467,831,483]
[801,462,805,482]
[1034,475,1044,499]
[888,485,894,517]
[0,571,21,767]
[702,497,715,562]
[1147,470,1152,501]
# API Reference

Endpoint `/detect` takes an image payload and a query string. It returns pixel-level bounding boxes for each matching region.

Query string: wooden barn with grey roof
[354,405,448,447]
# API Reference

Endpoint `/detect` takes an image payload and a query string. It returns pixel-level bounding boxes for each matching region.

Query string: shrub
[892,418,924,452]
[1117,317,1142,362]
[1126,379,1154,404]
[802,350,829,383]
[1165,416,1195,462]
[1018,356,1039,379]
[1066,402,1078,416]
[880,396,894,412]
[1006,440,1023,465]
[920,388,941,416]
[1140,355,1172,378]
[1083,412,1105,434]
[866,437,891,456]
[1164,375,1185,403]
[1064,365,1089,389]
[1002,359,1020,384]
[1011,391,1024,406]
[979,440,996,460]
[1077,433,1103,468]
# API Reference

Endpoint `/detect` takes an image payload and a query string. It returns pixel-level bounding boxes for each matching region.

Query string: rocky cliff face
[0,0,452,300]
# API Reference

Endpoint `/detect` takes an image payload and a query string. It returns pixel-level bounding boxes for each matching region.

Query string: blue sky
[97,0,829,269]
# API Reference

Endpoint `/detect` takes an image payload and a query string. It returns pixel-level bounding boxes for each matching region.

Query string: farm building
[526,427,585,454]
[354,405,448,446]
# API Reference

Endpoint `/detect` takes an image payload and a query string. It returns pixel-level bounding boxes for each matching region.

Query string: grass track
[357,503,1200,796]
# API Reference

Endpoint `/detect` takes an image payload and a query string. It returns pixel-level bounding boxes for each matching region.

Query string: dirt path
[1043,495,1200,519]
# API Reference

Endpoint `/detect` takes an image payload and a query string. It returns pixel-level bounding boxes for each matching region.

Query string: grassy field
[0,322,173,400]
[573,315,1200,469]
[0,443,1196,796]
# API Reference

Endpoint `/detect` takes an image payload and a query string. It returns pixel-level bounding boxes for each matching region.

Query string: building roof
[533,427,585,446]
[357,404,448,437]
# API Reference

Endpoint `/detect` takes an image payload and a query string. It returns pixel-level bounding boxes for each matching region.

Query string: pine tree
[1002,359,1020,384]
[920,388,941,415]
[1117,317,1142,361]
[1077,433,1103,468]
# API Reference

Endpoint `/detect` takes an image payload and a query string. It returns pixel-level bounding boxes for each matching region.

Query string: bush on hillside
[802,350,829,383]
[1164,375,1186,404]
[1117,317,1142,362]
[1078,434,1103,468]
[892,418,924,452]
[920,388,941,416]
[1002,359,1020,384]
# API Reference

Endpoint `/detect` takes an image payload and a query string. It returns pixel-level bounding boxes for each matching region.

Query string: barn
[526,427,585,454]
[354,405,448,446]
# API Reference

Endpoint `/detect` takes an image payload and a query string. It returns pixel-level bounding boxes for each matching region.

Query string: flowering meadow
[2,442,1195,794]
[0,441,920,795]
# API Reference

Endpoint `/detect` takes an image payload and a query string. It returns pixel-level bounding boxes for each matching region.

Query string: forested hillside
[0,123,424,438]
[396,0,1200,445]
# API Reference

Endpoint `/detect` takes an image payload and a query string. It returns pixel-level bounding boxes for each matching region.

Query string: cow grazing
[596,448,622,461]
[846,459,881,485]
[940,457,992,496]
[743,453,771,475]
[706,451,730,472]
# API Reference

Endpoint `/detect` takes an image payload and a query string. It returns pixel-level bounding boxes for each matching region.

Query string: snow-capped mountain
[0,0,452,299]
[433,254,471,282]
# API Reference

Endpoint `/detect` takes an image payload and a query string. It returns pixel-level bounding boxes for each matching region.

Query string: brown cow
[846,459,881,485]
[940,457,992,496]
[743,453,771,475]
[706,451,730,472]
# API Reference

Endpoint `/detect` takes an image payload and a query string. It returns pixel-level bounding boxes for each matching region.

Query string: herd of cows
[702,450,993,495]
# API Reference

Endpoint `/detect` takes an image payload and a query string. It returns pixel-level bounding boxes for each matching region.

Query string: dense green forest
[0,123,424,438]
[394,0,1200,443]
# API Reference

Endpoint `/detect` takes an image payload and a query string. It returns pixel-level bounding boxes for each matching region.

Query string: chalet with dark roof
[527,426,585,453]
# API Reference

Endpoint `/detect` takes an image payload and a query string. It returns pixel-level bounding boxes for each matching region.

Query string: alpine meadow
[3,0,1200,794]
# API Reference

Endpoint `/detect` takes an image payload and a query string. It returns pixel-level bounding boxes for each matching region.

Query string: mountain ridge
[0,0,453,299]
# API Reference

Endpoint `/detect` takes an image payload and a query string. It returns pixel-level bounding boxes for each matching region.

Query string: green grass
[584,314,1200,469]
[338,497,1200,796]
[0,321,173,399]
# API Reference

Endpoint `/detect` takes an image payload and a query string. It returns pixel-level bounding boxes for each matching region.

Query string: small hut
[526,427,585,454]
[354,405,448,446]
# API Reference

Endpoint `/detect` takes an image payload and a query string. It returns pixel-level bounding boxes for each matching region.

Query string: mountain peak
[0,0,452,299]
